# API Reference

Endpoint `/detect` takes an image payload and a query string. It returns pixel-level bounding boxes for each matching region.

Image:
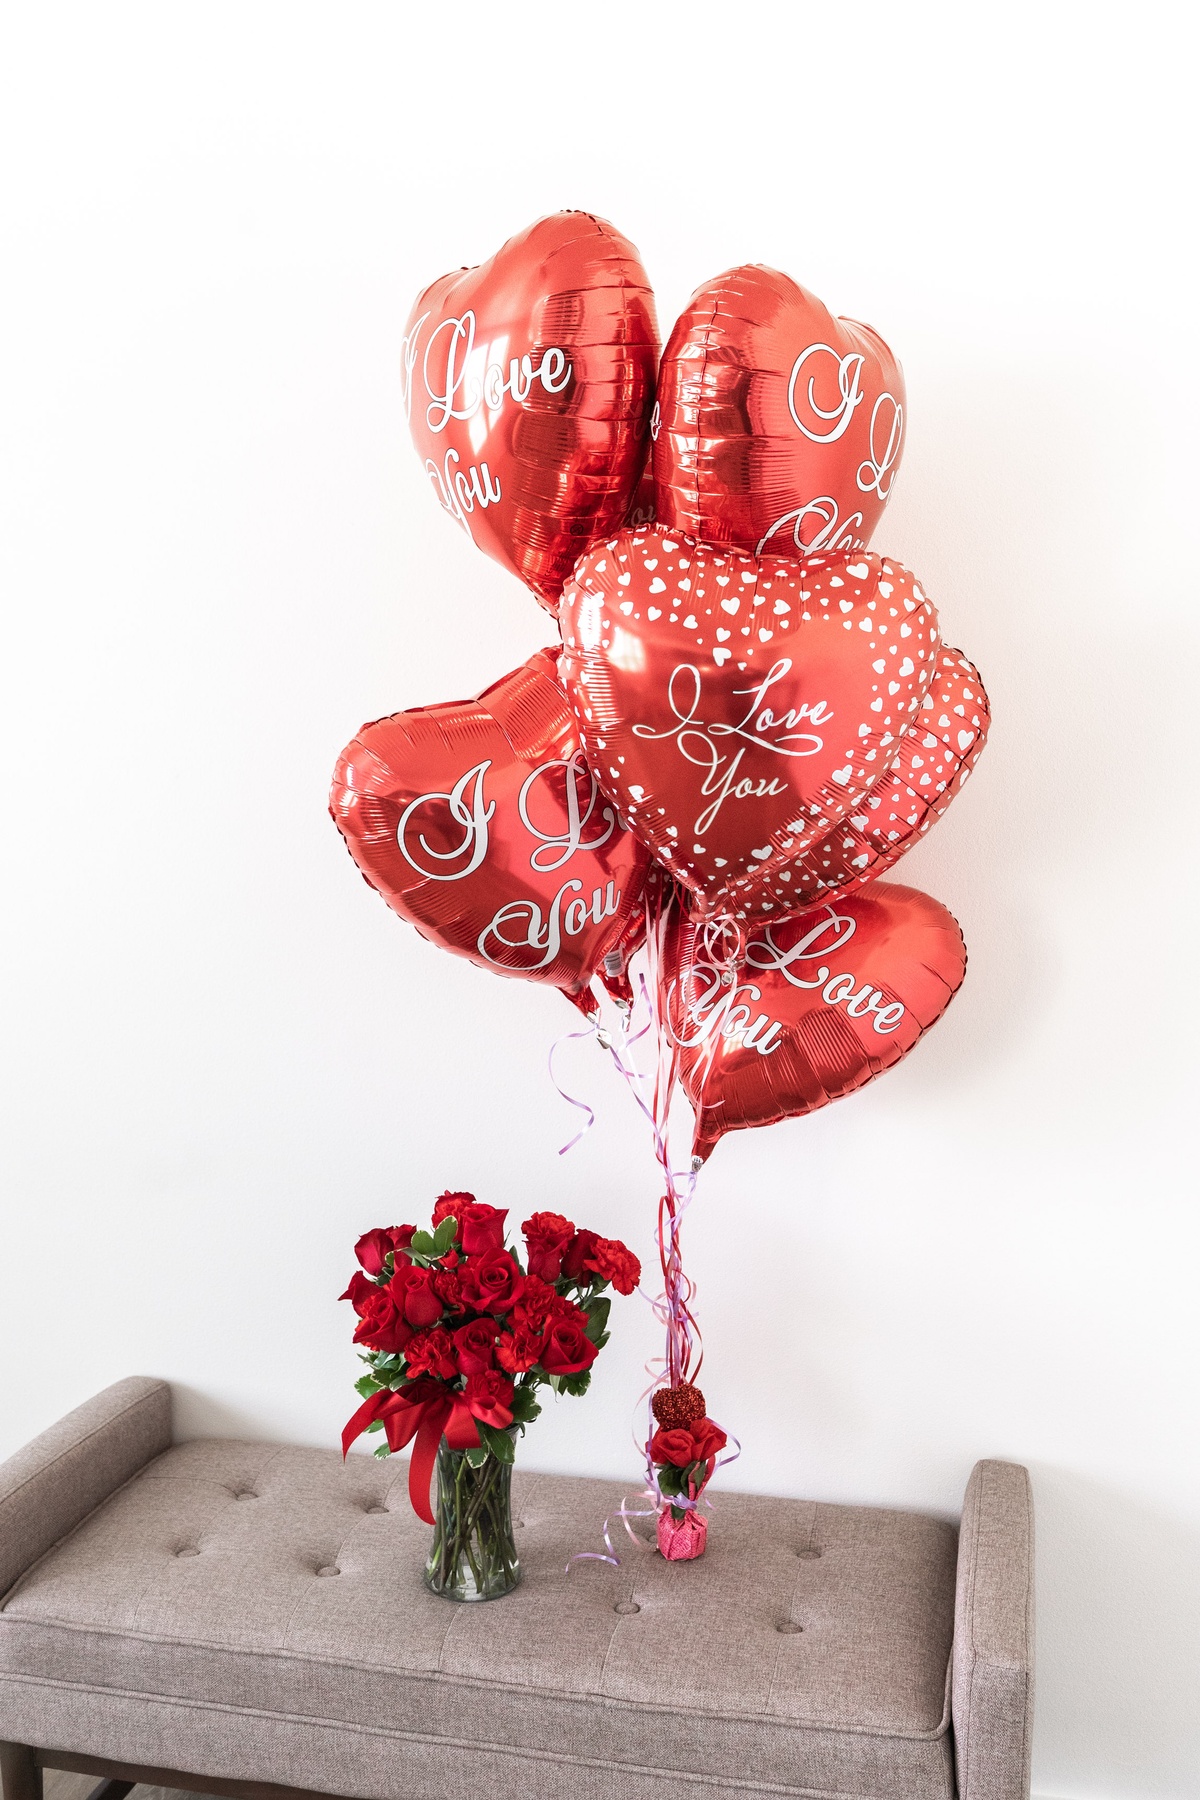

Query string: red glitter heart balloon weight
[403,212,659,613]
[662,883,967,1163]
[329,650,650,1013]
[653,265,905,558]
[558,525,940,921]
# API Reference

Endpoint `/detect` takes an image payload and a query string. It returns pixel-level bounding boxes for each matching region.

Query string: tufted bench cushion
[0,1435,960,1800]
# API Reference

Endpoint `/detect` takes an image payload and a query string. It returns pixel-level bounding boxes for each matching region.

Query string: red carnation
[389,1262,444,1330]
[561,1228,601,1283]
[458,1249,525,1315]
[460,1203,508,1256]
[431,1264,462,1310]
[351,1287,412,1355]
[402,1328,458,1381]
[521,1211,575,1282]
[585,1236,641,1296]
[540,1316,599,1377]
[432,1190,475,1226]
[513,1274,574,1334]
[453,1316,499,1375]
[463,1369,514,1429]
[353,1226,414,1277]
[495,1324,547,1374]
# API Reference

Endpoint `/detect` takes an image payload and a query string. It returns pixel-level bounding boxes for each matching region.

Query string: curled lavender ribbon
[546,1016,600,1155]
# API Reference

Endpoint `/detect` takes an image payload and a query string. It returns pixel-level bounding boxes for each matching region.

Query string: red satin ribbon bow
[341,1379,483,1524]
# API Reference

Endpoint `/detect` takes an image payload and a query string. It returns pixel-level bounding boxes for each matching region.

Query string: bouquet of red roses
[341,1191,639,1597]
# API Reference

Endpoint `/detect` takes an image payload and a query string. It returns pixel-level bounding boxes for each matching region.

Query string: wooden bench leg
[0,1744,42,1800]
[84,1784,134,1800]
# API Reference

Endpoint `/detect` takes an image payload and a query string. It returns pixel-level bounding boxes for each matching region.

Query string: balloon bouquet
[330,213,989,1555]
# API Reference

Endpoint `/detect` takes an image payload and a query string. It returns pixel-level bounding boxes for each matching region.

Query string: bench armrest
[0,1377,171,1596]
[952,1458,1035,1800]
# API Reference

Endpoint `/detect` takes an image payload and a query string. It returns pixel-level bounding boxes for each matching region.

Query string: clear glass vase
[424,1433,521,1601]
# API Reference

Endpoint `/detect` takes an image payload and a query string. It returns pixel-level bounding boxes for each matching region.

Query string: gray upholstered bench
[0,1379,1033,1800]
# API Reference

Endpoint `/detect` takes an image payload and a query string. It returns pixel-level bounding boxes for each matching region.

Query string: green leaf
[408,1229,436,1262]
[464,1444,489,1468]
[583,1296,611,1343]
[373,1443,391,1459]
[509,1385,542,1426]
[366,1418,385,1434]
[555,1368,593,1399]
[431,1215,458,1255]
[656,1463,685,1497]
[477,1422,517,1463]
[354,1374,383,1400]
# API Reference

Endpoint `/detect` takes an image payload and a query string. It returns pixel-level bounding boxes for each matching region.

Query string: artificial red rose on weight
[458,1249,525,1315]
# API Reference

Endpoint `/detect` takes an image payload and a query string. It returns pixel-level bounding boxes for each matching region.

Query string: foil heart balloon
[330,649,649,1013]
[653,265,905,558]
[558,525,940,920]
[747,647,990,914]
[402,212,659,613]
[661,882,967,1162]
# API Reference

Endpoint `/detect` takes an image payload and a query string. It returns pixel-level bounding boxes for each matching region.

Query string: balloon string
[547,1017,599,1155]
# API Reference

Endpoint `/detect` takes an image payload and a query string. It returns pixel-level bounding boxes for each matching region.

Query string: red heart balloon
[403,212,659,613]
[558,525,940,920]
[747,647,990,914]
[653,265,905,558]
[661,882,967,1162]
[329,649,650,1013]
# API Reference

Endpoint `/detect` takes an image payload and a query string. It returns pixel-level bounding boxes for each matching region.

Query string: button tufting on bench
[613,1600,640,1614]
[174,1547,199,1558]
[315,1565,339,1577]
[796,1546,821,1559]
[777,1620,804,1634]
[364,1505,387,1515]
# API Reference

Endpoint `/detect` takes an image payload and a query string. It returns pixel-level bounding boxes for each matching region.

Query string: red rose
[460,1203,508,1256]
[351,1287,412,1355]
[432,1190,475,1226]
[403,1327,458,1381]
[584,1236,641,1295]
[495,1324,547,1374]
[521,1210,576,1281]
[649,1426,697,1468]
[463,1369,514,1429]
[560,1229,600,1283]
[389,1262,444,1330]
[354,1227,415,1277]
[453,1317,499,1374]
[540,1317,599,1376]
[339,1270,377,1313]
[458,1248,525,1315]
[651,1417,727,1468]
[689,1417,728,1463]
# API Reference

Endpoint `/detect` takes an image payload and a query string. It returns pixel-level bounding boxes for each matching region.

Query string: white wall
[2,5,1197,1796]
